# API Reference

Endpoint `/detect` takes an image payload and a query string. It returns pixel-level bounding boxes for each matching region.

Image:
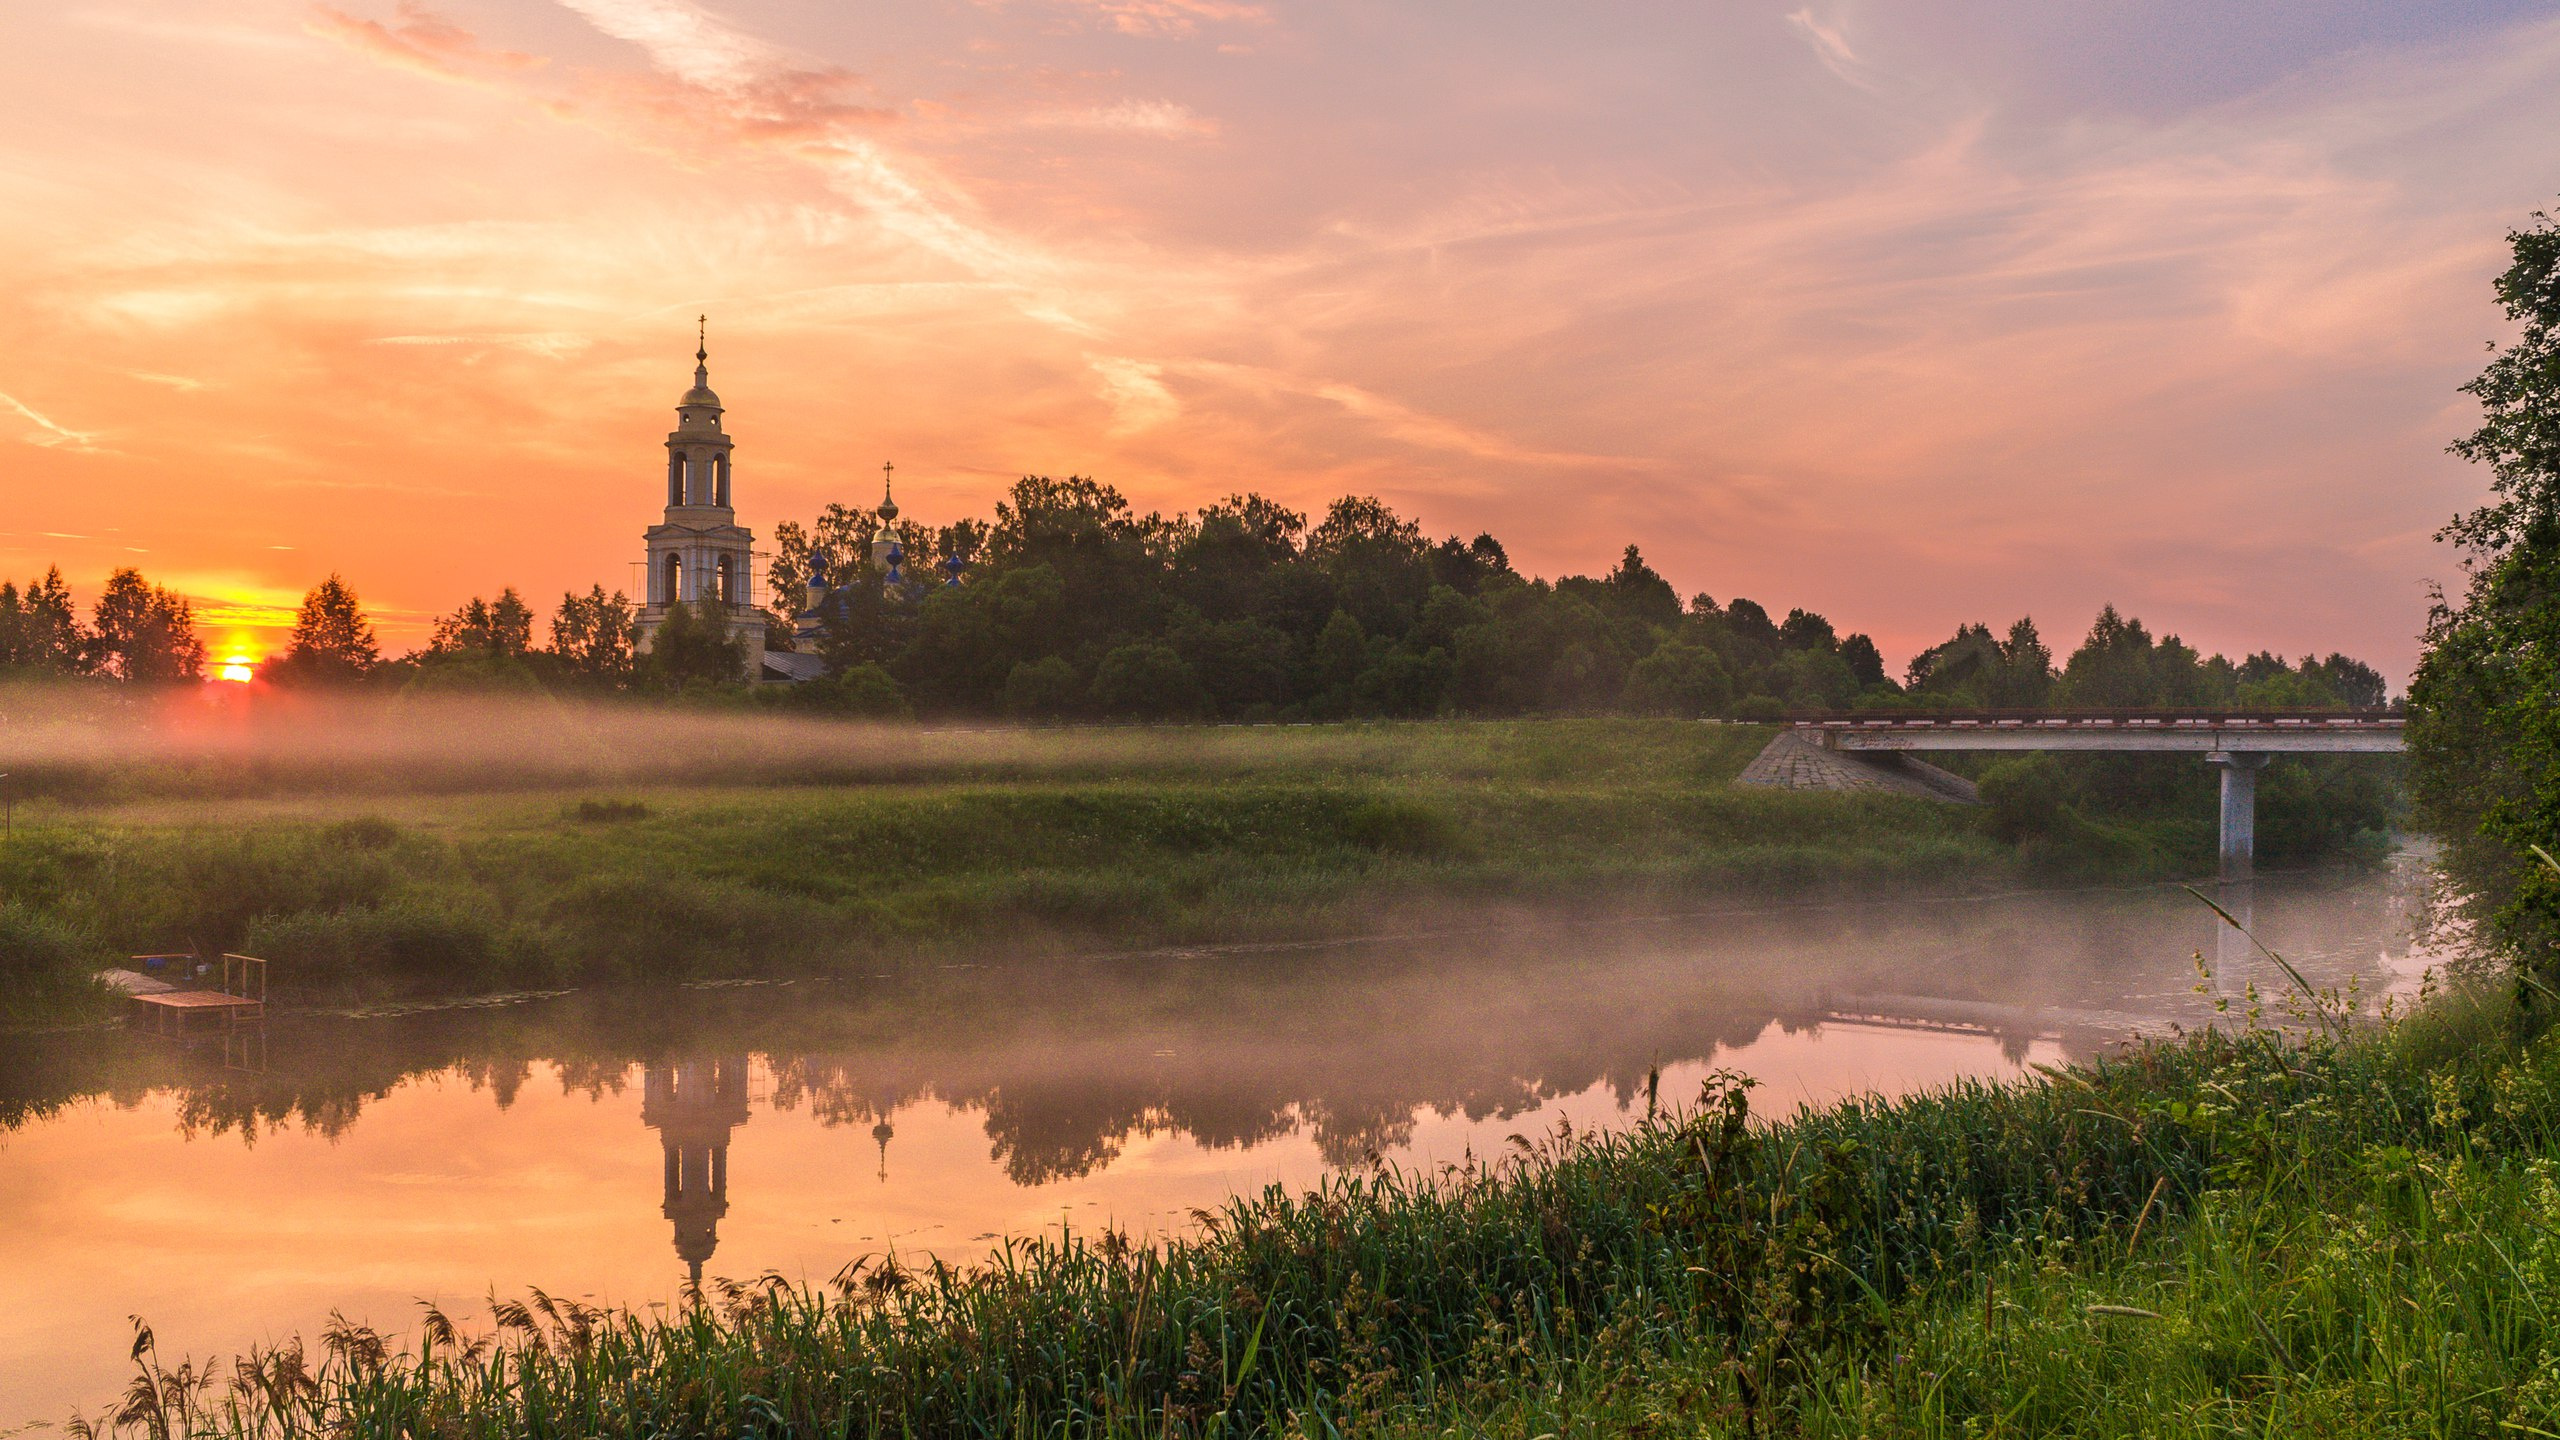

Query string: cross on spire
[696,314,707,363]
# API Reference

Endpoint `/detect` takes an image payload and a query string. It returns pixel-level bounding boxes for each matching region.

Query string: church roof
[681,320,723,409]
[681,360,722,410]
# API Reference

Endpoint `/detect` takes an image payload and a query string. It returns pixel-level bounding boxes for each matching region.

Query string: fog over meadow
[0,687,1534,801]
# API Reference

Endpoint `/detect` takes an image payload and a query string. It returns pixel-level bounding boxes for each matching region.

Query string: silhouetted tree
[549,586,635,683]
[89,567,204,684]
[265,574,380,686]
[0,568,85,675]
[641,599,746,689]
[429,589,535,658]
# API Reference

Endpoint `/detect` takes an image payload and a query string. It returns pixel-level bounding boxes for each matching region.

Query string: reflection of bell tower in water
[642,1058,752,1284]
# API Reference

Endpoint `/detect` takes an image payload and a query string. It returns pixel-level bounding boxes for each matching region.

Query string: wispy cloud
[1088,355,1179,431]
[128,371,208,392]
[551,0,772,88]
[369,332,596,357]
[1786,7,1878,91]
[1027,99,1217,137]
[1,392,101,451]
[1037,0,1269,38]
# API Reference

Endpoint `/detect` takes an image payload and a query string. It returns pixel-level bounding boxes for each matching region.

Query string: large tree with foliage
[265,574,380,686]
[0,568,86,675]
[2410,202,2560,973]
[549,586,636,684]
[428,589,535,658]
[89,567,204,683]
[641,598,747,689]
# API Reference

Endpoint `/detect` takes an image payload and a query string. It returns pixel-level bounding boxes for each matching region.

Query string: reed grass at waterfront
[84,973,2560,1439]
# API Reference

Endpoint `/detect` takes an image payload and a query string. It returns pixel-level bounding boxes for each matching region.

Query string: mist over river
[0,856,2442,1427]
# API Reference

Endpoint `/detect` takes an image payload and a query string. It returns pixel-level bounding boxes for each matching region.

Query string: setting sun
[217,656,254,684]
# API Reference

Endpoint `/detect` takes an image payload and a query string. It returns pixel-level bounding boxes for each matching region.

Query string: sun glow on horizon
[217,658,254,683]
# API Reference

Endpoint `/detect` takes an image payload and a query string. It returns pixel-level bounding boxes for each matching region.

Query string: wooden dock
[109,953,268,1035]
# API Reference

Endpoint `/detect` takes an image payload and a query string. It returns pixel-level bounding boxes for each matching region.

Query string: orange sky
[5,1,2557,674]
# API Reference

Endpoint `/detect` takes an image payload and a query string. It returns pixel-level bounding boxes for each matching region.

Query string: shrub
[1091,643,1206,719]
[821,663,911,718]
[1003,656,1081,718]
[1342,798,1465,857]
[1730,694,1787,722]
[544,871,809,983]
[1978,754,2176,876]
[400,652,544,696]
[326,816,401,850]
[245,897,539,997]
[1625,639,1732,716]
[0,901,105,1019]
[164,831,399,950]
[1977,754,2072,843]
[571,799,652,823]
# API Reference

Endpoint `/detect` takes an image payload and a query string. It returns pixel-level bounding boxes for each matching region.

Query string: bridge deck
[1790,711,2404,754]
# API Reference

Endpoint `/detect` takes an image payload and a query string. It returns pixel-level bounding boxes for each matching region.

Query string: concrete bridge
[1767,710,2405,881]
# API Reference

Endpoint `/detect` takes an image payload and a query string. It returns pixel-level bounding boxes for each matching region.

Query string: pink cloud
[304,2,543,80]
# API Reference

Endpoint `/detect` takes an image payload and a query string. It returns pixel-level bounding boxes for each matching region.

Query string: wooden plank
[132,991,264,1010]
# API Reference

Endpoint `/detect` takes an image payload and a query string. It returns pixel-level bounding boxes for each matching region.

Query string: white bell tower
[636,319,765,679]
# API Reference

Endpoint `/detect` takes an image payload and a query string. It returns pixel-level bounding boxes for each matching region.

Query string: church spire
[679,318,722,413]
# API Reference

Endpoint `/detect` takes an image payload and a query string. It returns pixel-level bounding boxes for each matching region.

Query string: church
[633,330,769,680]
[634,330,930,684]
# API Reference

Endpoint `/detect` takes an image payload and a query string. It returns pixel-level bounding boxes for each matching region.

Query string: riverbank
[2,718,1966,1026]
[83,978,2552,1438]
[0,714,2392,1030]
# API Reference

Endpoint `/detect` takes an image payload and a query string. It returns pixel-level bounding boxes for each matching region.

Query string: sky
[4,0,2557,675]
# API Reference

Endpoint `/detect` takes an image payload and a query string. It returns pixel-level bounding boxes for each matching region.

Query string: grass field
[0,712,2035,1026]
[0,696,2403,1029]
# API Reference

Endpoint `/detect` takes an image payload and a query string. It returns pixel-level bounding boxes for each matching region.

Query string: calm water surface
[0,860,2442,1426]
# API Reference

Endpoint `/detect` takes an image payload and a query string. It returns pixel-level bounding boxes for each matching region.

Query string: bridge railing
[1780,707,2404,726]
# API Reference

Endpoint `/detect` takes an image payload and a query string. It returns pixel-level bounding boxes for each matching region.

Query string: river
[0,857,2443,1427]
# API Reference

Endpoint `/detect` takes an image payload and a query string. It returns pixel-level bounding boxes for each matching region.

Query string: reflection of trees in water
[2,872,2431,1186]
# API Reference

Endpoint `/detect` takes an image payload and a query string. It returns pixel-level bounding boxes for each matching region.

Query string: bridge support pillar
[2212,879,2256,997]
[2208,752,2271,882]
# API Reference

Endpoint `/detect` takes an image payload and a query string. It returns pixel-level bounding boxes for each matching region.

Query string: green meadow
[0,717,2030,1026]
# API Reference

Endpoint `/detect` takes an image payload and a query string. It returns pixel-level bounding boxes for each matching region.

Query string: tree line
[0,491,2390,723]
[0,567,207,683]
[775,476,2385,720]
